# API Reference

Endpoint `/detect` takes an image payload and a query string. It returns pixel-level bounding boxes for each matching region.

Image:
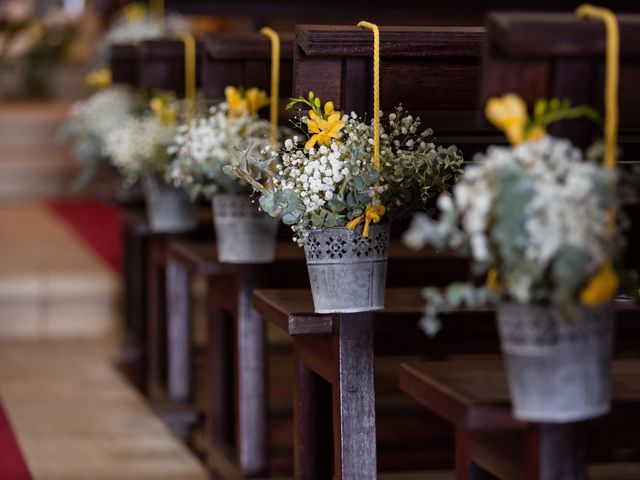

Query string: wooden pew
[138,39,206,96]
[110,44,139,86]
[249,25,490,479]
[399,357,640,480]
[168,238,470,475]
[292,25,498,157]
[147,32,297,451]
[481,12,640,158]
[121,37,215,403]
[480,11,640,307]
[386,12,640,479]
[252,288,497,479]
[202,32,294,102]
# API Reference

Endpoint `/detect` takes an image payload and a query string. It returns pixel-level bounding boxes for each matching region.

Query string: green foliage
[527,98,601,135]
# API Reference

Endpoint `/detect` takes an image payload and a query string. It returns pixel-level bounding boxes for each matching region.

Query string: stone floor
[0,203,120,340]
[0,339,208,480]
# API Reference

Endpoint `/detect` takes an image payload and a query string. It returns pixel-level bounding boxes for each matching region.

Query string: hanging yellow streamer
[259,27,280,146]
[357,21,381,172]
[150,0,164,23]
[576,4,619,169]
[575,5,621,305]
[182,32,197,120]
[348,21,384,237]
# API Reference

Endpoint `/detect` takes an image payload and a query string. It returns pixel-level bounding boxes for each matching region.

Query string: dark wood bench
[253,287,640,479]
[138,38,206,96]
[119,209,212,394]
[292,25,499,156]
[110,43,139,86]
[399,357,640,480]
[251,288,499,479]
[164,240,470,477]
[202,32,294,103]
[142,30,296,405]
[481,12,640,157]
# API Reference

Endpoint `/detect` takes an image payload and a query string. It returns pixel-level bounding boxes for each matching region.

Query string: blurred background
[0,2,636,479]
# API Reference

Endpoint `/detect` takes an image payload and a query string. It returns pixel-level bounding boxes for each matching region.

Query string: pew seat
[400,357,640,479]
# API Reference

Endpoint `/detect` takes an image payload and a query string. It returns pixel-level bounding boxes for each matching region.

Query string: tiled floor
[0,203,120,340]
[0,339,208,480]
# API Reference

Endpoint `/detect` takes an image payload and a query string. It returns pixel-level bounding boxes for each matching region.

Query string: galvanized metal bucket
[212,193,279,263]
[304,224,390,313]
[497,303,614,422]
[143,176,198,233]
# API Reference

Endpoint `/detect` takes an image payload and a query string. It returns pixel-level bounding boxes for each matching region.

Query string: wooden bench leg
[455,428,496,480]
[147,241,167,400]
[166,258,193,403]
[526,423,587,480]
[294,344,333,480]
[235,277,268,477]
[206,277,234,448]
[120,228,147,392]
[332,312,377,480]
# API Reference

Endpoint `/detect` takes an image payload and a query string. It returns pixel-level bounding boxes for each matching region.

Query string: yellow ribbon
[346,204,386,237]
[357,21,381,172]
[181,32,197,120]
[576,6,620,304]
[150,0,164,24]
[260,27,280,146]
[576,4,619,169]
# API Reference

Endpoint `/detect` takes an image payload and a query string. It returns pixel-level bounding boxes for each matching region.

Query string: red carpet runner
[0,402,31,480]
[48,199,122,272]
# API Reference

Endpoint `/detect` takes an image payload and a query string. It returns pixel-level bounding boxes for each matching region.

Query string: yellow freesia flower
[346,204,386,237]
[85,68,112,89]
[225,86,246,116]
[245,87,269,115]
[485,93,547,146]
[225,86,269,117]
[305,110,345,150]
[485,94,528,145]
[122,4,146,23]
[150,97,178,125]
[324,101,335,116]
[580,262,619,306]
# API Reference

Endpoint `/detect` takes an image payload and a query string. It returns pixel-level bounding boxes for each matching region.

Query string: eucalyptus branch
[229,164,266,192]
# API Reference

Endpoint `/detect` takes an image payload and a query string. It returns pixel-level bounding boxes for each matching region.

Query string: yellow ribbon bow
[346,204,386,237]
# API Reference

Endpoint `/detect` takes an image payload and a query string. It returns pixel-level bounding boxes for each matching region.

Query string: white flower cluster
[167,104,271,199]
[104,114,176,181]
[441,136,615,303]
[105,12,188,45]
[277,137,349,213]
[267,106,456,244]
[65,86,138,156]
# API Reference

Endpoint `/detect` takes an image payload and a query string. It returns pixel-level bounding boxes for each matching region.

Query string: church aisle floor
[0,338,208,480]
[0,203,120,340]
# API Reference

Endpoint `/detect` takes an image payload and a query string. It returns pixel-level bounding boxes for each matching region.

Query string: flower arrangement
[226,92,463,245]
[103,3,188,46]
[58,85,141,190]
[404,94,618,334]
[167,86,277,199]
[0,1,78,98]
[87,2,189,86]
[103,92,179,183]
